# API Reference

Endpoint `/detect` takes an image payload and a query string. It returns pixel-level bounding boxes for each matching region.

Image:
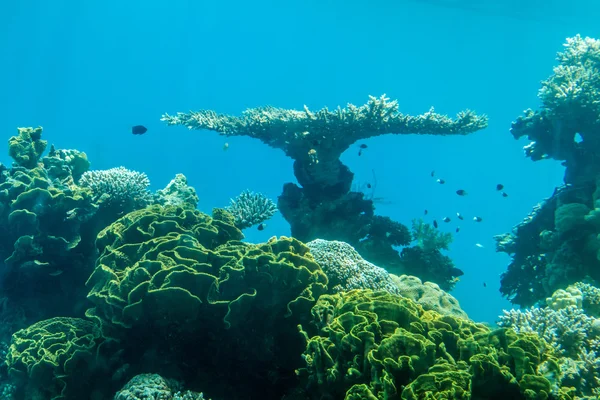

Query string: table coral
[163,96,486,290]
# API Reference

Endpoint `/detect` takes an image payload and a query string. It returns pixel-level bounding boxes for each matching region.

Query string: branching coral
[411,218,453,251]
[225,189,277,229]
[78,167,152,212]
[499,292,600,397]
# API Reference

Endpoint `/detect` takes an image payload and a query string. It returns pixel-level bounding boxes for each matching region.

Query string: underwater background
[2,1,600,399]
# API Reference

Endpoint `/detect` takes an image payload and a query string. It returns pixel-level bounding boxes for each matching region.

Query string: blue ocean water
[1,0,599,326]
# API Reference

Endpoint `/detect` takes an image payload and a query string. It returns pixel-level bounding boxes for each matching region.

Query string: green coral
[5,317,117,400]
[0,165,98,310]
[411,218,453,251]
[298,290,566,400]
[85,205,328,399]
[8,127,47,169]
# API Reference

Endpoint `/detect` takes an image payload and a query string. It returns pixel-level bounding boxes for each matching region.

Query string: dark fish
[436,179,445,184]
[367,183,372,189]
[257,223,266,231]
[433,220,438,228]
[358,150,363,156]
[424,209,428,215]
[451,267,464,277]
[456,227,460,233]
[473,216,483,222]
[359,144,368,149]
[431,170,435,177]
[483,282,487,288]
[456,212,464,220]
[502,192,508,197]
[496,184,504,191]
[442,217,451,223]
[132,125,147,135]
[456,189,467,196]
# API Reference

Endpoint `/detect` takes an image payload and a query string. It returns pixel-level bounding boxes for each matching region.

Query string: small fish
[436,179,445,185]
[424,209,428,215]
[366,183,372,189]
[431,170,435,177]
[496,184,504,191]
[433,220,438,228]
[473,216,483,222]
[502,192,508,197]
[456,227,460,233]
[442,217,451,223]
[223,142,229,151]
[132,125,147,135]
[456,189,467,196]
[456,212,464,220]
[475,243,484,248]
[483,282,487,288]
[358,143,368,156]
[49,270,64,277]
[257,223,266,231]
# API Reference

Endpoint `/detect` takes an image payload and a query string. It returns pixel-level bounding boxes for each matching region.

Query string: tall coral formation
[498,36,600,306]
[163,96,485,288]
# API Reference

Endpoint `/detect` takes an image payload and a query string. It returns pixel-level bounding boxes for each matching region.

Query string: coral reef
[511,35,600,185]
[85,205,327,399]
[225,189,277,229]
[164,96,486,289]
[298,289,566,399]
[498,36,600,306]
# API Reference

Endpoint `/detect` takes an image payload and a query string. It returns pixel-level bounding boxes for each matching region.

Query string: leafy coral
[85,205,328,399]
[5,317,119,400]
[298,290,565,400]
